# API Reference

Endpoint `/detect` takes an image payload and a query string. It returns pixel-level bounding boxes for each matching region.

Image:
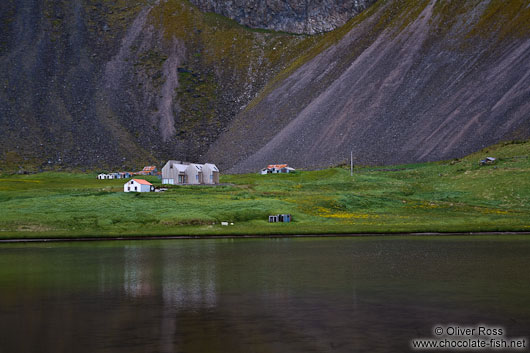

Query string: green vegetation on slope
[147,0,324,142]
[0,140,529,239]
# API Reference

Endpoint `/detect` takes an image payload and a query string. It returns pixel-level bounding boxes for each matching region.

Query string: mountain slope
[0,0,529,173]
[0,0,326,171]
[206,0,530,172]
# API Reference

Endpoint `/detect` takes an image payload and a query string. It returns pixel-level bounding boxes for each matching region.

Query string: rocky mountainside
[0,0,325,171]
[0,0,529,173]
[207,0,530,172]
[189,0,377,34]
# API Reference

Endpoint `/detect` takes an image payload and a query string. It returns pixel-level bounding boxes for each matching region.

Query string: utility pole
[350,150,353,176]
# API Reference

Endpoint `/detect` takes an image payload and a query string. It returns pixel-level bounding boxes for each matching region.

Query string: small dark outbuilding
[479,157,497,166]
[269,214,292,223]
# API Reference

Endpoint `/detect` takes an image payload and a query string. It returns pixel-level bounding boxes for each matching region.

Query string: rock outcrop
[189,0,376,34]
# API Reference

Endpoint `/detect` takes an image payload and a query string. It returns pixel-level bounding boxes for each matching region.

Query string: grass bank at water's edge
[0,141,529,239]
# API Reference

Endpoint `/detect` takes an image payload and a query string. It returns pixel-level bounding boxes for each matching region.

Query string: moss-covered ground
[0,141,529,239]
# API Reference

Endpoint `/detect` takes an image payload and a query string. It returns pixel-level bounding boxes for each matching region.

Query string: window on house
[135,186,137,191]
[128,187,130,191]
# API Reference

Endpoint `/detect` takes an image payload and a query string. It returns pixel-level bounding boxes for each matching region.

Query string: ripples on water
[0,236,529,353]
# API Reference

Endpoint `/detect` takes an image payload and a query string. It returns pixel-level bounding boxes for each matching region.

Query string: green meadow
[0,141,529,239]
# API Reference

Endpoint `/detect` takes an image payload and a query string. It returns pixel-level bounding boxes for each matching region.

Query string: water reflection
[120,241,219,308]
[124,245,154,297]
[0,236,529,353]
[160,241,217,309]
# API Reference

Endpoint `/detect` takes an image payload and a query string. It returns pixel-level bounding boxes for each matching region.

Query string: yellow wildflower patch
[480,208,509,215]
[316,207,379,219]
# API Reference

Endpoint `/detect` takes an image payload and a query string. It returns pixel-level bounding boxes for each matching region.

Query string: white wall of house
[202,165,212,184]
[98,173,114,179]
[162,161,176,183]
[162,160,189,184]
[123,180,152,192]
[185,164,202,185]
[202,163,220,184]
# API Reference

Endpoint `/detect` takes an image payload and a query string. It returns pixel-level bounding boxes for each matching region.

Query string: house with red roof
[135,166,158,176]
[260,164,296,174]
[124,179,154,193]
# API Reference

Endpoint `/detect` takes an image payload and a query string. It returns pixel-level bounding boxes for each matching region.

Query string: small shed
[479,157,497,165]
[269,214,292,223]
[124,179,154,193]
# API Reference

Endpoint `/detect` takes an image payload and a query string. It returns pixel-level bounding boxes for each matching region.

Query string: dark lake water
[0,236,529,353]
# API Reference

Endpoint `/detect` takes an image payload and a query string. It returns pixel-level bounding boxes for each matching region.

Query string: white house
[124,179,154,192]
[98,173,113,179]
[162,160,219,185]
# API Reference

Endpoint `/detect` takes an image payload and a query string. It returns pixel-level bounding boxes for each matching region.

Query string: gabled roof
[204,163,219,172]
[267,164,288,169]
[173,163,188,172]
[142,166,157,171]
[166,160,219,173]
[165,160,187,172]
[131,179,152,186]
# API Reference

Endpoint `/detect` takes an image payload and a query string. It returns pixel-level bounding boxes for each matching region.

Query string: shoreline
[1,231,529,243]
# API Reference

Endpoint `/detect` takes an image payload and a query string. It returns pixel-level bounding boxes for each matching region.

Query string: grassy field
[0,141,529,239]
